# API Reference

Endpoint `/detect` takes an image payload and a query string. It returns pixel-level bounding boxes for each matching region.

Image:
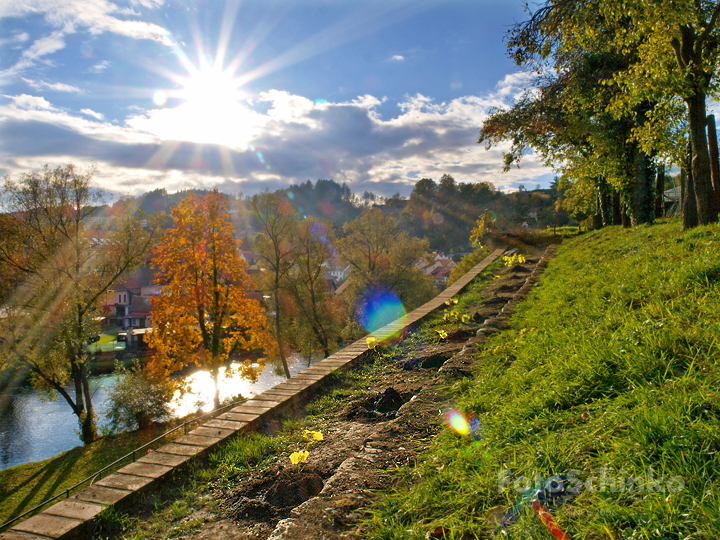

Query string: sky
[0,0,555,199]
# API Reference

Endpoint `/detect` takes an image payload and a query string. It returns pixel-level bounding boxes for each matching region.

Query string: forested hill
[100,175,570,254]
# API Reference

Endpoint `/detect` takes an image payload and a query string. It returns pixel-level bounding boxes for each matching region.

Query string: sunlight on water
[170,358,307,417]
[0,356,311,469]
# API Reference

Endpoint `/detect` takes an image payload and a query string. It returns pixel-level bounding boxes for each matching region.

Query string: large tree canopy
[148,189,274,408]
[336,207,435,318]
[489,0,720,228]
[0,164,158,443]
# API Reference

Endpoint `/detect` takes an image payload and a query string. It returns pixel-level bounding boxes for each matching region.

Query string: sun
[177,65,258,149]
[149,63,258,150]
[180,66,243,112]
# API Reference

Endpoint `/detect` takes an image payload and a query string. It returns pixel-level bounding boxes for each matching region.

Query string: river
[0,357,312,471]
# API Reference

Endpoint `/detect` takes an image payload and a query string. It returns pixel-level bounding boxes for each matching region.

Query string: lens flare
[356,287,408,340]
[153,90,168,106]
[446,409,470,436]
[445,409,483,440]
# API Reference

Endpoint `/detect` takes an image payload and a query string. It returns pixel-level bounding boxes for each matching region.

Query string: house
[102,263,160,328]
[431,264,454,287]
[239,250,261,267]
[324,258,350,285]
[103,288,134,327]
[424,253,456,287]
[124,296,153,329]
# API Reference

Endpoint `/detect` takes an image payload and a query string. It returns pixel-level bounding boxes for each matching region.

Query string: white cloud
[0,88,552,197]
[22,78,83,93]
[9,94,55,110]
[494,71,540,102]
[260,90,316,124]
[0,1,168,41]
[22,30,67,61]
[0,32,30,46]
[389,55,405,61]
[0,94,155,144]
[81,108,104,120]
[89,60,111,73]
[0,1,167,83]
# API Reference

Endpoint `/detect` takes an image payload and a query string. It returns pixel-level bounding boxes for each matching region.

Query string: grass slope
[365,221,720,539]
[0,426,185,528]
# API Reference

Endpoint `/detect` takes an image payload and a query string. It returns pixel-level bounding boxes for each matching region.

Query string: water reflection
[0,356,311,470]
[171,359,310,416]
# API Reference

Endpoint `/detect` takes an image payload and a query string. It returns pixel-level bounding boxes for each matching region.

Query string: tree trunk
[621,200,630,228]
[598,178,611,226]
[683,146,699,230]
[80,366,98,443]
[593,181,603,230]
[654,164,665,219]
[687,92,718,224]
[611,190,622,225]
[706,114,720,212]
[274,288,291,379]
[212,368,221,409]
[630,144,655,225]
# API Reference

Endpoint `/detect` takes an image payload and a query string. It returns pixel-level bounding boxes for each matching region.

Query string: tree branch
[696,1,720,53]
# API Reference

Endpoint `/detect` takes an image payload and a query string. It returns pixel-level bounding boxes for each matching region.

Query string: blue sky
[0,0,554,198]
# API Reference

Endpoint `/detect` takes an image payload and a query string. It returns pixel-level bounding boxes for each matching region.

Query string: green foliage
[105,360,174,432]
[281,217,345,359]
[364,221,720,539]
[447,245,491,286]
[336,207,437,313]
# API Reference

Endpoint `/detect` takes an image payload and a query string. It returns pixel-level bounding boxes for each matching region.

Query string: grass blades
[363,220,720,539]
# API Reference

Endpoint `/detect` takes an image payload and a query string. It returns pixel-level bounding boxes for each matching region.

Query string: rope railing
[0,396,247,533]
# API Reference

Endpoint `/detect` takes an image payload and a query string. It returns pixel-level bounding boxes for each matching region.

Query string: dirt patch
[401,342,463,370]
[345,387,407,421]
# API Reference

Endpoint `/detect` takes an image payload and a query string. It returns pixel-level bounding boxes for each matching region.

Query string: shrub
[105,360,174,432]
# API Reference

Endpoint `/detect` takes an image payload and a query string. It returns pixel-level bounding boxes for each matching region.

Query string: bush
[105,360,174,432]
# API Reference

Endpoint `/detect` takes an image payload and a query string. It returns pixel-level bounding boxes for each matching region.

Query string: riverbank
[0,420,189,529]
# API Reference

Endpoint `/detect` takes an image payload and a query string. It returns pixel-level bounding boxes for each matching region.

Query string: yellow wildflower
[304,430,324,441]
[289,450,309,465]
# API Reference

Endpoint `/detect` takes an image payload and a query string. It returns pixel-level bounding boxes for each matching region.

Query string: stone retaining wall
[0,248,507,540]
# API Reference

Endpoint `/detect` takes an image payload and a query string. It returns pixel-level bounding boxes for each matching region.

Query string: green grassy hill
[366,220,720,539]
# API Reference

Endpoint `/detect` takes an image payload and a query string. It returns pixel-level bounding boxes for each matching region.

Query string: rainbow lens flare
[445,409,483,440]
[446,409,470,436]
[356,287,408,340]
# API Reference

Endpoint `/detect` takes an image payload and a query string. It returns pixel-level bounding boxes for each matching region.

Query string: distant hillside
[93,177,572,254]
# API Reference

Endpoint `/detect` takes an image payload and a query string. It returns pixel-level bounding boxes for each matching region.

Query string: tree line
[0,165,436,443]
[479,0,720,230]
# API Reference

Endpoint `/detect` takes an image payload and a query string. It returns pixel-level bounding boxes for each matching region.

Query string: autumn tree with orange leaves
[147,190,275,408]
